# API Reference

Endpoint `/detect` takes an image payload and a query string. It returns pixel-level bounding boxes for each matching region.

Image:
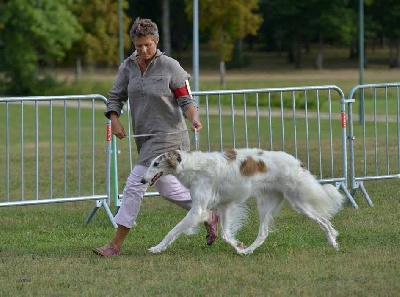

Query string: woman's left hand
[191,119,202,132]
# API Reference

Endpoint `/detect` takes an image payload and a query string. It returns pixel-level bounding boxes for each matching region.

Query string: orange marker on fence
[106,123,112,142]
[341,112,346,128]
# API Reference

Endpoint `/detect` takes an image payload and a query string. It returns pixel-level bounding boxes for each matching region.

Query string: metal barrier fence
[0,95,116,227]
[114,86,357,208]
[347,82,400,206]
[3,83,400,225]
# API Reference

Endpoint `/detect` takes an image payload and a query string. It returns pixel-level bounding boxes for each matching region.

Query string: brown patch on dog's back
[224,149,237,161]
[240,157,268,176]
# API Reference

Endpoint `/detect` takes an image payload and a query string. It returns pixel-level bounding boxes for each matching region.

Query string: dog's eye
[154,161,159,167]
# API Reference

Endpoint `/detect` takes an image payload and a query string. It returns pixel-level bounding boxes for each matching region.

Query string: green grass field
[0,182,399,296]
[1,48,400,296]
[1,106,400,296]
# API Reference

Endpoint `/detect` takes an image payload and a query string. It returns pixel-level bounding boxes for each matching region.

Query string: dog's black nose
[140,178,146,184]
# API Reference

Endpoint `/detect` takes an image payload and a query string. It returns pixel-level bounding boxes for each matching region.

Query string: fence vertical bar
[230,94,236,148]
[50,101,53,198]
[21,102,25,200]
[255,93,261,148]
[292,91,297,158]
[6,102,10,202]
[35,101,39,200]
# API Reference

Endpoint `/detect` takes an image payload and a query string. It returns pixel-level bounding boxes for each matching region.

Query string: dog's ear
[164,150,182,169]
[175,150,182,163]
[169,150,181,163]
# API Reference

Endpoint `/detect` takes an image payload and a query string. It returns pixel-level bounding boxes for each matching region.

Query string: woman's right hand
[110,112,127,139]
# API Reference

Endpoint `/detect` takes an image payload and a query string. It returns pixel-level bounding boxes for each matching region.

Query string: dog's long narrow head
[141,150,182,186]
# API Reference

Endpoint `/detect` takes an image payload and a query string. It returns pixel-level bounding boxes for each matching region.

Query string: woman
[92,18,219,256]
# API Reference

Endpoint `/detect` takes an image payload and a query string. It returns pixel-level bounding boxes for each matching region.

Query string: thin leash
[126,128,200,151]
[194,128,199,151]
[126,130,187,138]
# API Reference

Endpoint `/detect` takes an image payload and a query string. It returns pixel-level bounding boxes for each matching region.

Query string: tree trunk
[315,32,323,70]
[238,38,243,65]
[220,61,226,88]
[230,39,244,68]
[349,39,357,59]
[389,38,394,67]
[75,54,82,83]
[295,36,302,69]
[394,37,400,68]
[162,0,171,56]
[287,40,295,63]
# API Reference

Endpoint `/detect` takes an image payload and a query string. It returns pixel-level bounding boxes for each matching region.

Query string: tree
[368,0,400,67]
[0,0,82,95]
[185,0,263,87]
[68,0,132,79]
[126,0,193,56]
[260,0,305,68]
[162,0,171,56]
[308,0,353,69]
[259,0,358,69]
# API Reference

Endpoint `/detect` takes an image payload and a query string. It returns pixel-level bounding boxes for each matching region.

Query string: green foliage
[367,0,400,68]
[0,0,82,95]
[185,0,263,62]
[226,40,252,69]
[68,0,132,66]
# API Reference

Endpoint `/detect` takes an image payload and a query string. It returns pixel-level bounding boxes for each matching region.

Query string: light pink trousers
[114,165,192,228]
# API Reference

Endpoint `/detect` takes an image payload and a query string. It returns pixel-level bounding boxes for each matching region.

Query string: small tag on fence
[106,123,112,141]
[341,112,346,128]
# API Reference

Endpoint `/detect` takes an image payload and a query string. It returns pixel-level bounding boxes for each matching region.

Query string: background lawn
[0,181,399,296]
[1,48,400,296]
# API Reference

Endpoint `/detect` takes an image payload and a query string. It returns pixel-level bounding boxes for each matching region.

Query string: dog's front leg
[149,207,206,253]
[149,179,212,253]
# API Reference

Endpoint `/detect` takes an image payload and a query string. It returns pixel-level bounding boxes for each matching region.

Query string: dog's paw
[233,242,246,253]
[148,245,164,254]
[332,242,340,251]
[237,248,253,255]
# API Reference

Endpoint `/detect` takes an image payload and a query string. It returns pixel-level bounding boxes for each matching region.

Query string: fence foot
[339,183,359,209]
[359,182,374,207]
[85,199,117,228]
[85,206,99,224]
[103,201,118,228]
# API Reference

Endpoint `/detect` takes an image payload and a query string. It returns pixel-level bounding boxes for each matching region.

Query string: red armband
[173,80,192,99]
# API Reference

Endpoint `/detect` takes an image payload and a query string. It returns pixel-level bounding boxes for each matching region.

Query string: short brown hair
[129,18,159,40]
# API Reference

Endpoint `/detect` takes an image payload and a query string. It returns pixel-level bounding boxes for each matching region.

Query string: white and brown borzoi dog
[141,148,345,255]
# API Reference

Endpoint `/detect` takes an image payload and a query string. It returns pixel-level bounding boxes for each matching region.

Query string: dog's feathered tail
[321,183,345,218]
[226,202,249,236]
[295,171,345,219]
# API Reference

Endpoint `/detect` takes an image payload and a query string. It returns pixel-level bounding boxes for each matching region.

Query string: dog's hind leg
[238,193,283,255]
[291,203,339,250]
